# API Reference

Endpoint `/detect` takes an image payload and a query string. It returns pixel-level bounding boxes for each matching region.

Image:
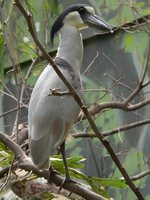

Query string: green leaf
[68,169,127,198]
[51,155,85,174]
[91,177,127,188]
[0,141,14,156]
[122,33,136,53]
[122,32,148,55]
[0,142,8,151]
[29,192,55,200]
[0,141,14,167]
[0,159,10,167]
[0,152,7,158]
[135,2,145,9]
[69,168,110,199]
[41,192,55,200]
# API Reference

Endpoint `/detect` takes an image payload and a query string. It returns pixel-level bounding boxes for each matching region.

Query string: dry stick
[0,81,28,110]
[82,51,99,76]
[0,105,25,119]
[78,97,150,121]
[130,170,150,181]
[143,79,150,88]
[14,1,145,199]
[20,58,38,104]
[71,118,150,138]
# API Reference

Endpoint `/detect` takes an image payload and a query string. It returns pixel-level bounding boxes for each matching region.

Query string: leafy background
[0,0,150,199]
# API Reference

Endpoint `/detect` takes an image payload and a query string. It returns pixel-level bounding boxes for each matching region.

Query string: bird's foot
[48,166,60,183]
[59,176,78,191]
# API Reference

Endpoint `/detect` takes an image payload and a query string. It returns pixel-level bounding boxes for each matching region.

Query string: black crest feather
[50,4,88,44]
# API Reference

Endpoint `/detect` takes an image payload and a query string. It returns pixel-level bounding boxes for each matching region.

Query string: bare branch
[82,51,99,76]
[72,119,150,138]
[79,98,150,120]
[0,105,26,119]
[130,170,150,181]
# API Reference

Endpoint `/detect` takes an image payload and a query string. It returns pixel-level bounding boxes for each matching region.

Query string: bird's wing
[28,64,81,168]
[29,114,66,169]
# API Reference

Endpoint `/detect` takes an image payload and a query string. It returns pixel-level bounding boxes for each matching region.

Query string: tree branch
[71,119,150,138]
[78,98,150,120]
[0,131,27,163]
[130,170,150,181]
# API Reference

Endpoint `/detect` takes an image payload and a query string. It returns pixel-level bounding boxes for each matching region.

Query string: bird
[28,4,113,181]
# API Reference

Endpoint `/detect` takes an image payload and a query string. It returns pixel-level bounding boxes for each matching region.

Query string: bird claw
[48,166,60,182]
[59,177,78,191]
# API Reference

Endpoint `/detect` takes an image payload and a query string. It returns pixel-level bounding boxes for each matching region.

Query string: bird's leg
[59,142,77,190]
[60,141,71,181]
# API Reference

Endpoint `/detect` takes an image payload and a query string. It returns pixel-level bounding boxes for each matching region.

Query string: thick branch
[20,163,107,200]
[78,99,150,120]
[0,132,27,163]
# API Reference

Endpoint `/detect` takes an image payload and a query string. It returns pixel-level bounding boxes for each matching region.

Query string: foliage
[0,142,14,167]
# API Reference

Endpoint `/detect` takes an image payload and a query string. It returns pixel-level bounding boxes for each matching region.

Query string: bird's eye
[78,7,86,14]
[79,7,84,11]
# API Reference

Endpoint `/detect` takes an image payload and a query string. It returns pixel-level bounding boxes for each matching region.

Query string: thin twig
[20,57,38,103]
[130,170,150,181]
[71,118,150,138]
[0,105,26,119]
[82,51,99,76]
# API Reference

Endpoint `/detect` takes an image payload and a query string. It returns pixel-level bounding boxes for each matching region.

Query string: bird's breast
[29,64,83,129]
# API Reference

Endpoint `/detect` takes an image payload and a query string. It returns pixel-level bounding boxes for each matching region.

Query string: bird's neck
[56,25,83,72]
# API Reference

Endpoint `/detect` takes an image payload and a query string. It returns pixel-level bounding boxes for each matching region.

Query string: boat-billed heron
[28,4,113,181]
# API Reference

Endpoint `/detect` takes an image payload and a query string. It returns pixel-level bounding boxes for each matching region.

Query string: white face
[63,6,95,29]
[85,6,95,14]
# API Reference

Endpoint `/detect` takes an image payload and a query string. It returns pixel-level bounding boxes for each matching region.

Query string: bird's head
[51,4,113,44]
